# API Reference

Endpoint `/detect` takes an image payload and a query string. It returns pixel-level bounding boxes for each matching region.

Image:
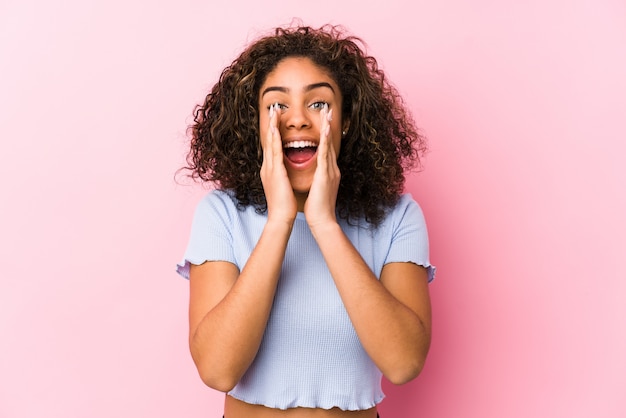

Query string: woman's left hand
[304,105,341,229]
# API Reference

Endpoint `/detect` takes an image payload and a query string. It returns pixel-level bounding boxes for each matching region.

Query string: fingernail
[327,108,333,122]
[269,104,274,118]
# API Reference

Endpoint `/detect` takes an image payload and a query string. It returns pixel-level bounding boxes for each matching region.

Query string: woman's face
[258,56,347,195]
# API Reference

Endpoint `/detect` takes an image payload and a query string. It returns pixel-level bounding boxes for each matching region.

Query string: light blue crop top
[177,190,435,411]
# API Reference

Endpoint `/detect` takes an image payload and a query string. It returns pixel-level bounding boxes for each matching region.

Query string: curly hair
[185,24,427,226]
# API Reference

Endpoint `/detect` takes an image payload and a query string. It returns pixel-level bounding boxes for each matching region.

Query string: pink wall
[1,1,625,417]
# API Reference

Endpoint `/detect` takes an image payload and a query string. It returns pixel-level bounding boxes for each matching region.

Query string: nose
[283,105,311,130]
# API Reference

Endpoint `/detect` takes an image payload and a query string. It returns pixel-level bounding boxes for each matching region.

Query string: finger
[321,106,334,174]
[265,103,283,169]
[269,103,284,162]
[263,104,274,168]
[327,107,337,164]
[323,108,340,180]
[318,105,331,167]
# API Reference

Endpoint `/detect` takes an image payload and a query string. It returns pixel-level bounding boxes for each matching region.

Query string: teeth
[284,141,317,149]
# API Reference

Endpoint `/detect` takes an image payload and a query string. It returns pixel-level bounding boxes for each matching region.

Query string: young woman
[177,24,435,418]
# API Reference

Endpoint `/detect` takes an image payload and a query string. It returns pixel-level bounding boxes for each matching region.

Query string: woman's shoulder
[396,193,420,208]
[195,188,264,223]
[389,193,423,216]
[196,188,242,207]
[344,194,424,232]
[193,188,241,218]
[381,193,427,229]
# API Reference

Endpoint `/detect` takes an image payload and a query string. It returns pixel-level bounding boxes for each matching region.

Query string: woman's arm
[309,223,432,385]
[188,103,297,392]
[306,108,431,384]
[188,219,293,392]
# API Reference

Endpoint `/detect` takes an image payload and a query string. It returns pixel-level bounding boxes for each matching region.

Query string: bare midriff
[224,395,378,418]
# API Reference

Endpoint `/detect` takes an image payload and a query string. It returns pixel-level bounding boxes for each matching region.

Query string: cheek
[334,139,342,155]
[258,117,268,147]
[332,132,342,155]
[258,113,266,130]
[332,120,343,151]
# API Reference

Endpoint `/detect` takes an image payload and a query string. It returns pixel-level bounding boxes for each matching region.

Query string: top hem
[226,392,385,412]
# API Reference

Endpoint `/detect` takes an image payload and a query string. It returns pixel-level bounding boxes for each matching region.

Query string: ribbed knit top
[177,190,435,411]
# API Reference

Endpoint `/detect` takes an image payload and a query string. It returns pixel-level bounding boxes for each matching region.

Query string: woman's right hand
[260,103,297,225]
[190,108,297,389]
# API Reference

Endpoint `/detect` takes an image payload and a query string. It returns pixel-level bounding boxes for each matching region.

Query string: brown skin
[188,57,432,418]
[184,25,427,227]
[258,57,347,212]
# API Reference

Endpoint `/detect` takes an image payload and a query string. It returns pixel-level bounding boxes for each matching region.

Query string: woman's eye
[309,101,329,111]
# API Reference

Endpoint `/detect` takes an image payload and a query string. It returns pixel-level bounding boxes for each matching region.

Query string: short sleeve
[384,194,436,282]
[175,191,238,279]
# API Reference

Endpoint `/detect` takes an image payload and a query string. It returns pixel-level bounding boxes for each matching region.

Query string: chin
[287,174,313,195]
[291,185,311,195]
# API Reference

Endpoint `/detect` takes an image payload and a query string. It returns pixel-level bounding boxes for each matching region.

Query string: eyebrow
[261,82,335,97]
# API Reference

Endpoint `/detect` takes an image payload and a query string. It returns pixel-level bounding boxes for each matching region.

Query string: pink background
[2,1,625,417]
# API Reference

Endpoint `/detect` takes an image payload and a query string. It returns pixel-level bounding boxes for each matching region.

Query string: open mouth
[284,140,317,164]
